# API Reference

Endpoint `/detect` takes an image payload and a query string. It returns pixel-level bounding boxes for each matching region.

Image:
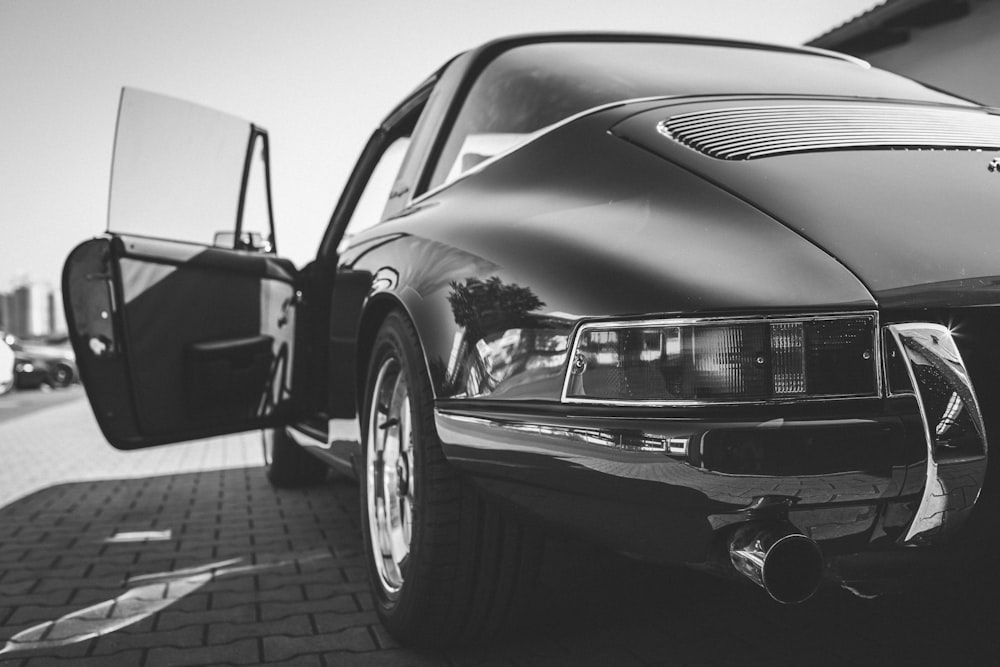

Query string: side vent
[659,104,1000,160]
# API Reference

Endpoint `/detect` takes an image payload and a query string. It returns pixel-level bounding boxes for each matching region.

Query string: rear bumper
[15,366,50,389]
[435,394,982,591]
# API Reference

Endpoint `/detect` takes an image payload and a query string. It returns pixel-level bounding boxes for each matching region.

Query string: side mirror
[213,231,273,253]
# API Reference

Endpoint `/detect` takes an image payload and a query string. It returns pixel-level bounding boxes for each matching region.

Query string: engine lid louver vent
[659,104,1000,160]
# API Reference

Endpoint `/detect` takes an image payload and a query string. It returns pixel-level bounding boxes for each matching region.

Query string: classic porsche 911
[64,33,999,645]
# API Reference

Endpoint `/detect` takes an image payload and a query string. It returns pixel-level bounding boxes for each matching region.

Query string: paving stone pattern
[0,389,264,509]
[1,394,999,665]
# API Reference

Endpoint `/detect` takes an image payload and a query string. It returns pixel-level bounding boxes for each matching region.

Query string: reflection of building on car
[62,33,1000,647]
[2,331,78,390]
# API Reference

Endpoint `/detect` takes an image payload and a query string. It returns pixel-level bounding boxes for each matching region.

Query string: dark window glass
[429,41,956,189]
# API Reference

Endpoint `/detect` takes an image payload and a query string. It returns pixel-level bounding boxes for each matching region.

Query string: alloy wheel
[366,354,415,596]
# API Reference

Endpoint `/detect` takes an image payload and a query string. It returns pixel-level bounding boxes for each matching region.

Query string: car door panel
[65,235,297,449]
[63,88,299,450]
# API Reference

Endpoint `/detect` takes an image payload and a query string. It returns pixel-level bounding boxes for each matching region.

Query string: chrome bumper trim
[886,323,988,545]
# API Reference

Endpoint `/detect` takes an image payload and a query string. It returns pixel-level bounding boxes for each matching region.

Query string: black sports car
[64,33,999,645]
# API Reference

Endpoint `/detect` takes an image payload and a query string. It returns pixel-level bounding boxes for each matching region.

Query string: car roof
[350,30,963,240]
[380,32,866,129]
[466,31,866,67]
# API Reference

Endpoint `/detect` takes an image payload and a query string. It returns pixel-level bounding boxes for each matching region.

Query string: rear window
[428,41,961,189]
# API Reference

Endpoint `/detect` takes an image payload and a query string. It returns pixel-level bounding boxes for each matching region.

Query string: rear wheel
[361,311,541,646]
[262,427,327,487]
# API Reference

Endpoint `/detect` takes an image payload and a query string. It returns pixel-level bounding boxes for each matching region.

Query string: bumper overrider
[435,318,988,602]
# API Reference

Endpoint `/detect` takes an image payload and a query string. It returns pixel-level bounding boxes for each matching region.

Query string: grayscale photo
[2,0,999,664]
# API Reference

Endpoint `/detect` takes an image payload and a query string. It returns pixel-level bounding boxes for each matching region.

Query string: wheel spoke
[366,354,416,595]
[401,495,412,545]
[375,499,392,557]
[400,396,413,498]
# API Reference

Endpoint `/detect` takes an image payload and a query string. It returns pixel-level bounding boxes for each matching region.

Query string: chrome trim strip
[885,323,988,545]
[409,96,674,207]
[560,312,880,407]
[794,44,871,70]
[437,410,670,453]
[287,424,326,450]
[882,329,915,399]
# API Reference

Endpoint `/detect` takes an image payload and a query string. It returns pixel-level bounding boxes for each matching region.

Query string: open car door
[64,89,298,449]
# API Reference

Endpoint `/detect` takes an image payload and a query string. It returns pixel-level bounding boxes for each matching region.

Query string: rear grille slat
[659,103,1000,160]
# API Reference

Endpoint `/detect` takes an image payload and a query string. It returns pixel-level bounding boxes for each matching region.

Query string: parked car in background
[64,33,1000,646]
[0,335,13,395]
[2,331,78,389]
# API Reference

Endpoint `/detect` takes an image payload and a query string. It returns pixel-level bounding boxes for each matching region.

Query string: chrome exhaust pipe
[729,522,824,604]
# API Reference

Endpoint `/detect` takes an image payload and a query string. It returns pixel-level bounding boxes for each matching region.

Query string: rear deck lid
[614,98,1000,306]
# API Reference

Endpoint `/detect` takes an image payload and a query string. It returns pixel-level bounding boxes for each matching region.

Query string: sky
[0,0,879,290]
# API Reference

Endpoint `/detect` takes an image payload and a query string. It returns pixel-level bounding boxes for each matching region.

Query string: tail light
[562,314,878,404]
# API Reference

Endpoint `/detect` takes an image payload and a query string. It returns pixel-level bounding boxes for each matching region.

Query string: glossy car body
[64,33,999,641]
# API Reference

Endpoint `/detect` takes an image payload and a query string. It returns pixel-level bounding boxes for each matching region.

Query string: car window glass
[338,137,411,253]
[429,43,685,189]
[109,88,253,246]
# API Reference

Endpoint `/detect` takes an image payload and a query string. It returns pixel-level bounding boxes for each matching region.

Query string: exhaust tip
[760,533,824,604]
[729,523,824,604]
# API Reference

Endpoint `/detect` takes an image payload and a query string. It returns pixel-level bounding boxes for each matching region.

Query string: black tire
[262,427,328,487]
[361,310,542,647]
[51,363,74,388]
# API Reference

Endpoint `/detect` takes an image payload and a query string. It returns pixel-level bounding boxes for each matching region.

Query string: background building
[0,293,11,335]
[0,282,64,339]
[810,0,1000,106]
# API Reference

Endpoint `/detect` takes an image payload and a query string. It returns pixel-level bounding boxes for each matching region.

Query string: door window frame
[233,127,278,253]
[319,79,436,260]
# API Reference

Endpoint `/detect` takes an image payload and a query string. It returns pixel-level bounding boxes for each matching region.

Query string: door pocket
[183,334,274,422]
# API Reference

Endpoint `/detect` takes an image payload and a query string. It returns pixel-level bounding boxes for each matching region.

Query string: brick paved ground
[1,392,999,665]
[0,388,83,426]
[0,388,264,509]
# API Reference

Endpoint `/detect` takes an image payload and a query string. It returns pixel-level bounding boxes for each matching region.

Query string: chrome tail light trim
[560,312,880,407]
[885,323,988,545]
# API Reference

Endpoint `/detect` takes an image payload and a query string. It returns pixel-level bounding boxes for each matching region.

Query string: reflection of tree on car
[446,277,569,397]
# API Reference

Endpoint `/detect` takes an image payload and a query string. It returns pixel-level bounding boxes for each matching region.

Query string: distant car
[64,33,999,646]
[0,337,13,395]
[2,332,78,389]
